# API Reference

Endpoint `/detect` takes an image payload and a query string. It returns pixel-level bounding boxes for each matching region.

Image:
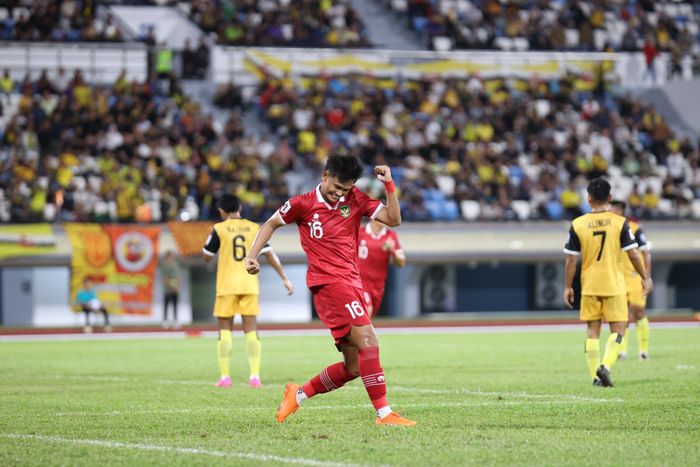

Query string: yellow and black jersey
[564,211,638,296]
[202,218,271,296]
[623,221,650,278]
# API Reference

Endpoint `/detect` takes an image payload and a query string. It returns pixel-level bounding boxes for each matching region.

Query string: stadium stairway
[350,0,426,50]
[634,79,700,140]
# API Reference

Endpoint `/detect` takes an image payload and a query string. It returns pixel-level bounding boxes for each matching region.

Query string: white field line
[0,434,364,467]
[390,386,622,403]
[1,321,697,342]
[29,374,621,403]
[0,398,619,419]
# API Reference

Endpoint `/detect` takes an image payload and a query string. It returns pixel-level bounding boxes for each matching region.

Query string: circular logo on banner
[114,232,154,272]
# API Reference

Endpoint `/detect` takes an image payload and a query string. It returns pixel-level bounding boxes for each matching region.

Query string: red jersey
[277,185,384,288]
[358,223,402,293]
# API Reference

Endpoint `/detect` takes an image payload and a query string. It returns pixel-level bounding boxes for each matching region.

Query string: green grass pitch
[1,327,699,466]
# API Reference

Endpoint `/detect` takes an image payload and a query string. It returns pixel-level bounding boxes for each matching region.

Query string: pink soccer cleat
[215,376,231,388]
[249,376,262,388]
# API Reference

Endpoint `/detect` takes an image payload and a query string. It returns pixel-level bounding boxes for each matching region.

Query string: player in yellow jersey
[610,200,652,360]
[563,179,653,387]
[203,194,294,388]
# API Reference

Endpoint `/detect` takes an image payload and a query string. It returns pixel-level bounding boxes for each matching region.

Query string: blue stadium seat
[545,200,564,220]
[443,201,459,221]
[412,17,428,33]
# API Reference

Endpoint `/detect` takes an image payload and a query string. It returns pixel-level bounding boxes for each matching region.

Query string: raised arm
[263,248,294,295]
[372,165,401,227]
[245,213,285,275]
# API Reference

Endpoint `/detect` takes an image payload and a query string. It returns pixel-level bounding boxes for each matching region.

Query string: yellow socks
[637,317,650,355]
[620,331,629,355]
[602,333,623,369]
[245,331,261,378]
[217,329,232,379]
[585,338,600,380]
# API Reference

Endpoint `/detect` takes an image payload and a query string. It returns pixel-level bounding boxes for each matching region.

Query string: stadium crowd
[188,0,371,48]
[387,0,700,59]
[1,66,699,224]
[0,0,124,42]
[0,68,291,223]
[255,71,700,221]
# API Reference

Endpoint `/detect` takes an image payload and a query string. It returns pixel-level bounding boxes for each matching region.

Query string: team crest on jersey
[340,205,351,218]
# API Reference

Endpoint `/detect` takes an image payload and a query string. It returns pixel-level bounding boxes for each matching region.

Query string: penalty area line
[0,433,365,467]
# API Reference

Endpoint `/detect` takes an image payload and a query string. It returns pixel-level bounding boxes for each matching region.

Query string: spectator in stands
[643,36,658,84]
[0,69,13,103]
[189,0,370,48]
[160,250,181,329]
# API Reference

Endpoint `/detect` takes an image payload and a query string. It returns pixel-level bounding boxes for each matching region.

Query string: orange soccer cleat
[276,383,301,423]
[375,412,416,427]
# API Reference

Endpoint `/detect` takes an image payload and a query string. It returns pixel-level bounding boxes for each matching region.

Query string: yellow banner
[0,224,56,260]
[66,224,161,315]
[168,221,215,256]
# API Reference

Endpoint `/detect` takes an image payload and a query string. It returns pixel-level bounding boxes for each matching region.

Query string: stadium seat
[565,29,580,48]
[425,200,443,220]
[436,175,456,197]
[513,37,529,51]
[460,200,481,221]
[657,199,676,217]
[647,12,658,26]
[545,200,564,220]
[511,200,532,221]
[443,200,460,221]
[594,30,608,50]
[691,200,700,219]
[391,0,408,13]
[495,37,514,51]
[432,36,453,52]
[612,176,634,201]
[607,165,622,182]
[412,17,428,33]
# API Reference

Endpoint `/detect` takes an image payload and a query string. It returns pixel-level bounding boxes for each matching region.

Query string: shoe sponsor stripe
[0,434,365,467]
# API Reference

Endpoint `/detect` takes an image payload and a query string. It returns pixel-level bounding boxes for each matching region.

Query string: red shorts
[362,289,385,317]
[311,282,372,347]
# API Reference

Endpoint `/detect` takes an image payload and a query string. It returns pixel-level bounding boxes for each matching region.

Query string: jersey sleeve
[620,220,639,251]
[203,227,220,257]
[277,195,304,225]
[563,225,581,255]
[355,188,385,219]
[636,227,651,251]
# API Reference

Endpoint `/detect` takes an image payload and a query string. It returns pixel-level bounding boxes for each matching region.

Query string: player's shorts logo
[340,205,351,218]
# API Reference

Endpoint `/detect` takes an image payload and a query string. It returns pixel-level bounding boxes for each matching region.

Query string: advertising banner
[167,221,215,256]
[0,224,56,260]
[65,224,161,315]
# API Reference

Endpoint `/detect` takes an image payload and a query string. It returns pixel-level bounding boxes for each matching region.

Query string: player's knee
[361,328,379,348]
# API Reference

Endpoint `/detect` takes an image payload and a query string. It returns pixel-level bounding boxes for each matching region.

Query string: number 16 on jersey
[345,300,365,319]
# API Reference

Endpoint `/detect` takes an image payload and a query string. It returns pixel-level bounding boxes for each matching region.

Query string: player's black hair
[587,178,611,204]
[610,199,627,211]
[218,194,240,214]
[325,150,364,182]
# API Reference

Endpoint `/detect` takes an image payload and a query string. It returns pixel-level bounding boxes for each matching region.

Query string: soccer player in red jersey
[245,152,416,427]
[358,220,406,317]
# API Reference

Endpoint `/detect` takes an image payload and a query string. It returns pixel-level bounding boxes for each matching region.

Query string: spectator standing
[160,251,181,329]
